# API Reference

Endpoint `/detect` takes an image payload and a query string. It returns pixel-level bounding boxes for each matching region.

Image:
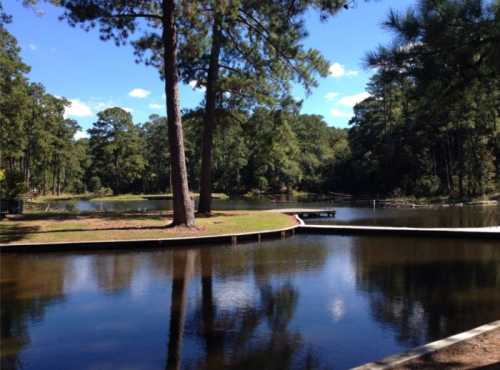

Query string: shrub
[89,176,102,193]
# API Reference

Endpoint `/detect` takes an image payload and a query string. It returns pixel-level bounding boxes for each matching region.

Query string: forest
[1,0,499,208]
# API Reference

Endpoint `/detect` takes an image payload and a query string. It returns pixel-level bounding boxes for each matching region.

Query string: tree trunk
[198,13,223,214]
[162,0,195,226]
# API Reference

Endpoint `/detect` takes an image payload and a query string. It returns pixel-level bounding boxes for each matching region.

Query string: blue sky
[4,0,411,135]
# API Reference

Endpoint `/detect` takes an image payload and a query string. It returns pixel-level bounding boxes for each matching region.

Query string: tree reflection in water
[1,255,71,370]
[0,239,329,370]
[3,236,499,370]
[165,245,324,370]
[352,237,500,346]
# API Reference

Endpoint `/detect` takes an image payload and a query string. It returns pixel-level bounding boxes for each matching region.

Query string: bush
[415,175,440,197]
[96,187,113,196]
[1,170,27,200]
[89,176,102,193]
[64,201,78,213]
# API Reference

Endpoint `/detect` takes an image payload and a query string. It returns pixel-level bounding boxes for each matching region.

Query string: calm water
[312,206,500,228]
[2,235,500,370]
[41,196,329,212]
[43,197,500,227]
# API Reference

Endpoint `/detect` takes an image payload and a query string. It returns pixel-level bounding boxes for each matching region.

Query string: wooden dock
[298,224,500,239]
[267,208,336,219]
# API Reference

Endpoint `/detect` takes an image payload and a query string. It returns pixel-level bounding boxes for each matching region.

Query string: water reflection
[352,236,500,345]
[315,205,500,228]
[181,248,320,370]
[42,197,500,227]
[1,256,70,369]
[1,235,499,370]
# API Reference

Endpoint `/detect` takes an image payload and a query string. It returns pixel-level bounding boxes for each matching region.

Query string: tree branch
[105,13,162,21]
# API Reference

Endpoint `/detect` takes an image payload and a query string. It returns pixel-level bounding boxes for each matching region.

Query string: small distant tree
[89,176,102,193]
[88,108,145,194]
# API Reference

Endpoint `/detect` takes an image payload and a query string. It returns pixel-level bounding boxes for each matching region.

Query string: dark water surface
[43,197,500,227]
[312,205,500,228]
[41,196,328,213]
[2,235,500,370]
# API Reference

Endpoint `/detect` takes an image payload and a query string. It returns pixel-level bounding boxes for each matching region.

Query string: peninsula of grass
[0,211,296,245]
[31,192,230,203]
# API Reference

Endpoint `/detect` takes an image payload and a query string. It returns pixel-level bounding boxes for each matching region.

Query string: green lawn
[0,211,296,245]
[31,192,230,203]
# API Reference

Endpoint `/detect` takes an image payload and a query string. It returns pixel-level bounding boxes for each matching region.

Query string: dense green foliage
[0,22,347,198]
[181,107,348,195]
[2,0,500,201]
[0,22,87,198]
[335,0,500,198]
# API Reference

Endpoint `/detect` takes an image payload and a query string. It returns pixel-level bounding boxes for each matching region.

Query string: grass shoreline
[28,191,500,206]
[0,211,297,245]
[30,192,230,203]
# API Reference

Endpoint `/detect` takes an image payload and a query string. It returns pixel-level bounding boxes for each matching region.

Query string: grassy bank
[31,192,230,203]
[0,211,296,245]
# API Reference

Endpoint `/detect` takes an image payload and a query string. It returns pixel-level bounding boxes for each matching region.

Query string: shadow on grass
[2,224,173,237]
[195,211,249,218]
[0,211,254,243]
[9,212,169,222]
[0,224,41,243]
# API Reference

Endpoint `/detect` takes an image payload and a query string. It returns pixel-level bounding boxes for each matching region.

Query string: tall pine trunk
[162,0,195,226]
[198,13,223,214]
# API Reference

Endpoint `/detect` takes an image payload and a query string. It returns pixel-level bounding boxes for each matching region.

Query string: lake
[2,234,500,370]
[41,197,500,228]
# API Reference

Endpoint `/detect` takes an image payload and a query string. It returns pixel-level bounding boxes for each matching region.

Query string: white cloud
[64,99,93,118]
[91,100,133,114]
[93,101,113,111]
[328,63,345,77]
[188,80,206,92]
[330,108,352,118]
[329,297,346,322]
[148,103,164,110]
[128,88,151,98]
[338,92,371,107]
[324,92,340,101]
[74,130,89,140]
[28,43,37,51]
[328,62,359,78]
[215,281,254,310]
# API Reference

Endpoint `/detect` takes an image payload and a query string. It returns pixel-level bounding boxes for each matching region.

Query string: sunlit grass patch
[0,211,296,245]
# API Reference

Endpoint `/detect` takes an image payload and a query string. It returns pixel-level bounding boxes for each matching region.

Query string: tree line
[2,0,349,226]
[0,17,347,199]
[0,15,86,199]
[334,0,500,199]
[1,0,500,223]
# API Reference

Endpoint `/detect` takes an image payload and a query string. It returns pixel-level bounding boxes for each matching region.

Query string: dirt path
[390,328,500,370]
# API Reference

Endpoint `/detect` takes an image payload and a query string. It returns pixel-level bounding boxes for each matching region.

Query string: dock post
[231,236,237,245]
